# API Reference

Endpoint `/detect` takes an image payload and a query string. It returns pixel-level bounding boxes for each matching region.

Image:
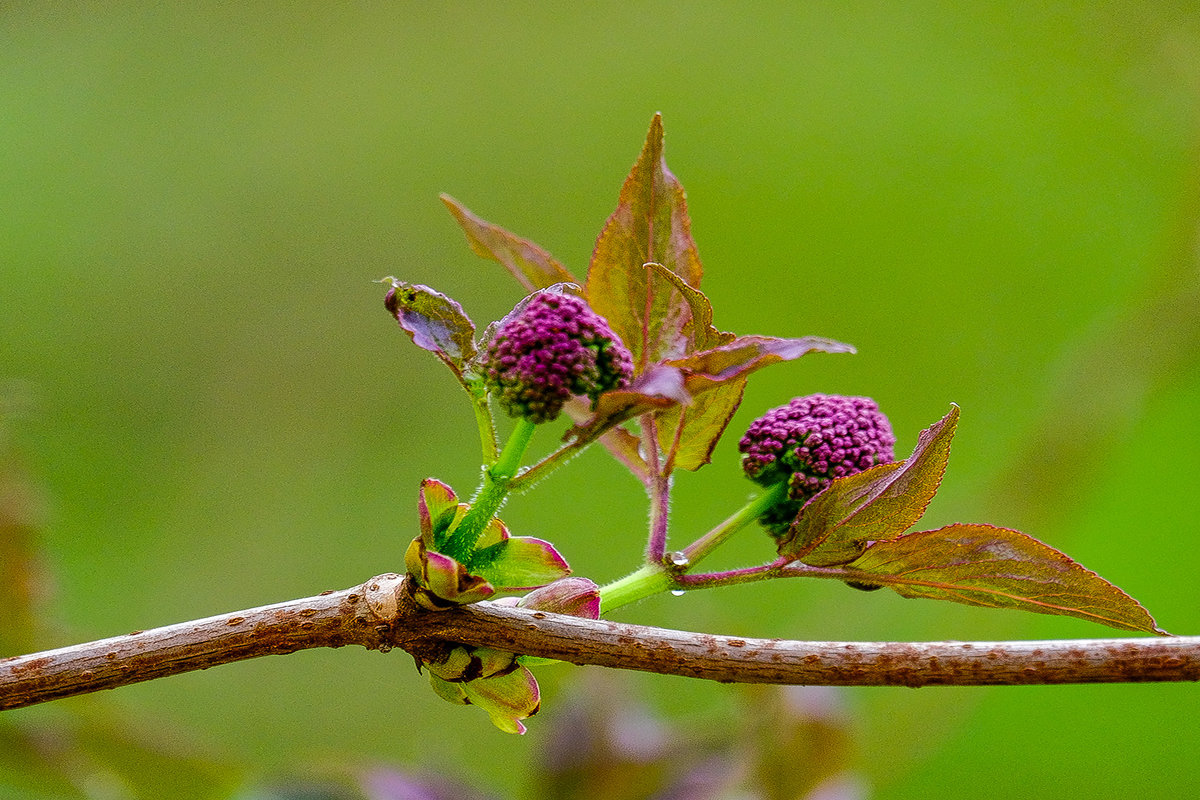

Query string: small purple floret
[739,394,896,535]
[484,293,634,423]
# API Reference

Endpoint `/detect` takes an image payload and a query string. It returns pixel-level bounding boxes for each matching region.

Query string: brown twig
[3,573,1197,712]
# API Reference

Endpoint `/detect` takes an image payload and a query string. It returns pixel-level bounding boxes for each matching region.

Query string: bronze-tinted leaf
[564,365,688,449]
[644,261,731,351]
[383,278,477,374]
[570,337,852,468]
[441,194,579,291]
[843,523,1164,633]
[641,262,741,471]
[657,376,747,472]
[668,335,856,395]
[586,114,704,370]
[786,406,959,565]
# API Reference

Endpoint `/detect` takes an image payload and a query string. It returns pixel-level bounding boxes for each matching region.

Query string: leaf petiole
[598,564,674,615]
[598,481,790,614]
[680,481,788,568]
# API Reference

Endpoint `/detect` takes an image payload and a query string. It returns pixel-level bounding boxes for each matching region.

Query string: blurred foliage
[2,2,1199,798]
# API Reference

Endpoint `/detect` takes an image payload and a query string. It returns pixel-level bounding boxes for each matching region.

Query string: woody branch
[2,573,1197,712]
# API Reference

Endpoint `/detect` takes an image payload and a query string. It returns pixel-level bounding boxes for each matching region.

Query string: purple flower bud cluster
[739,394,896,534]
[484,293,634,423]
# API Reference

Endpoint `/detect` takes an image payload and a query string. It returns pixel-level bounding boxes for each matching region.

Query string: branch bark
[3,572,1197,712]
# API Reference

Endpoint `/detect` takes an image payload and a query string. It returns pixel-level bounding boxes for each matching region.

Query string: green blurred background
[3,2,1199,798]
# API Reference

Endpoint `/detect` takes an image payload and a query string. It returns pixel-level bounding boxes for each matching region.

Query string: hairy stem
[509,437,586,493]
[681,482,788,567]
[469,379,499,464]
[641,414,671,563]
[601,482,787,613]
[443,417,537,561]
[599,564,673,615]
[677,558,789,588]
[4,576,1198,712]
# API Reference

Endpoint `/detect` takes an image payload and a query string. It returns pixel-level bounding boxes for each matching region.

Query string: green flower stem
[599,564,673,615]
[680,481,788,568]
[468,378,499,464]
[442,417,537,562]
[493,416,537,479]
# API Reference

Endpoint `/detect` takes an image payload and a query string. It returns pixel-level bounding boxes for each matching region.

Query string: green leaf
[470,535,571,591]
[383,278,477,376]
[441,194,579,291]
[423,645,480,681]
[784,405,959,565]
[586,113,704,371]
[842,523,1165,634]
[428,673,470,705]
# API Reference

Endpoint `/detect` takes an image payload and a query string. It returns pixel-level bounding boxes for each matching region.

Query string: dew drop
[668,551,690,567]
[670,589,686,597]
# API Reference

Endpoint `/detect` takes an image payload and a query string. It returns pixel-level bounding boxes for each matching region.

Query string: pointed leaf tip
[786,405,959,565]
[441,195,578,291]
[461,665,541,735]
[586,115,703,370]
[845,523,1163,633]
[418,478,459,544]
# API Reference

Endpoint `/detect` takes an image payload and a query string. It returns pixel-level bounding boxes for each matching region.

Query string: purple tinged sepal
[517,577,601,619]
[405,537,495,610]
[406,479,495,610]
[417,478,461,549]
[466,516,572,591]
[406,478,571,608]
